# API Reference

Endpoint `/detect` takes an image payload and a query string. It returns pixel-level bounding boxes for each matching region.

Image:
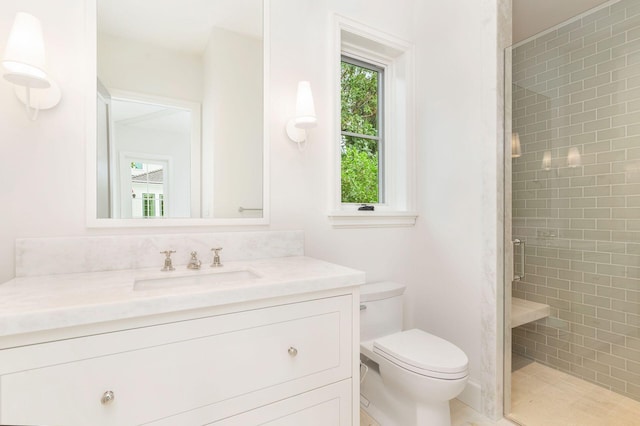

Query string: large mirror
[90,0,267,226]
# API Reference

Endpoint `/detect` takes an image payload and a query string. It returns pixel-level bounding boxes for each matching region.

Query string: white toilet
[359,281,469,426]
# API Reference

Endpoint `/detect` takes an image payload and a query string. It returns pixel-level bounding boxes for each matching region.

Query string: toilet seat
[373,329,469,380]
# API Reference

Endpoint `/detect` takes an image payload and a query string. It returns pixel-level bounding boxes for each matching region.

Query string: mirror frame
[85,0,270,227]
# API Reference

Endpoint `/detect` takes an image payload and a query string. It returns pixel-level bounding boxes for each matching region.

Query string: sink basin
[134,268,261,291]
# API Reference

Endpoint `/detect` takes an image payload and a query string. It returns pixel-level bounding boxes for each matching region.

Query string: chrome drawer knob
[101,390,115,405]
[288,346,298,357]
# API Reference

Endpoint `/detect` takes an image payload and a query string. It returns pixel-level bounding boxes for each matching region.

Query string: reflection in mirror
[98,92,200,219]
[95,0,264,221]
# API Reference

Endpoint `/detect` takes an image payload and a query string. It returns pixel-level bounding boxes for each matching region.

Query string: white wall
[0,0,89,285]
[410,0,505,415]
[0,0,505,417]
[268,1,418,275]
[97,32,203,102]
[202,27,263,219]
[268,0,506,416]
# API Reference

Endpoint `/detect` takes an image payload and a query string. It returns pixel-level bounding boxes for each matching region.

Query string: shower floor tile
[509,361,640,426]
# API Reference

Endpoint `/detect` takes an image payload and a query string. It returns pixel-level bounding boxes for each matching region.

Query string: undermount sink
[134,268,261,291]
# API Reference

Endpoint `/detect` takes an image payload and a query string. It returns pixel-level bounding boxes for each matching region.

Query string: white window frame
[331,16,417,228]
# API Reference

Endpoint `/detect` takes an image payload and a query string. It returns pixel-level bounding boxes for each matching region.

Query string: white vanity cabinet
[0,293,356,425]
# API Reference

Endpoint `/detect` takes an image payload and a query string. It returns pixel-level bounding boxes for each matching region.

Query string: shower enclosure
[506,0,640,423]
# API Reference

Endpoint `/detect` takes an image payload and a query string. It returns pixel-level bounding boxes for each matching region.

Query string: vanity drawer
[0,295,352,426]
[208,379,352,425]
[147,379,352,426]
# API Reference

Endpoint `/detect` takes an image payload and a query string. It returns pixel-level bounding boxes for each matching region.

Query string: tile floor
[360,357,640,426]
[450,399,517,426]
[360,400,516,426]
[509,360,640,426]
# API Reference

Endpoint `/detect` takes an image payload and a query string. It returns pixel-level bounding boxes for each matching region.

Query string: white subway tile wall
[512,0,640,402]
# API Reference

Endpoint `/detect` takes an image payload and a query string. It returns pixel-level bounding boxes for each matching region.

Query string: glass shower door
[507,0,640,423]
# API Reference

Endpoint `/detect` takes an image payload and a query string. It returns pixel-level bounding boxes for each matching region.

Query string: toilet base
[361,357,458,426]
[360,358,415,426]
[416,400,451,426]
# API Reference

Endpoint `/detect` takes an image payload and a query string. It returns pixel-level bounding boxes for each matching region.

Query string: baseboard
[456,380,481,412]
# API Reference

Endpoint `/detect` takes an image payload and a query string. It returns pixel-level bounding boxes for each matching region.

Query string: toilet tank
[360,281,406,342]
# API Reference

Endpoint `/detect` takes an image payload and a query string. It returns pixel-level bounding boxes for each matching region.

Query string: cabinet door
[208,380,352,426]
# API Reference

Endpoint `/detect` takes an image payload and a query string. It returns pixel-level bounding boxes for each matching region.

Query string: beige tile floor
[360,400,516,426]
[360,359,640,425]
[509,360,640,426]
[450,399,517,426]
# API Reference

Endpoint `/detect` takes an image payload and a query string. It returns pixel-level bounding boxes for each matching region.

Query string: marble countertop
[0,256,365,338]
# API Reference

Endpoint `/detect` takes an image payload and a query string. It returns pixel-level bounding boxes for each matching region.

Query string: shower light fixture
[542,151,551,171]
[2,12,61,121]
[511,132,522,158]
[567,147,581,168]
[286,81,317,150]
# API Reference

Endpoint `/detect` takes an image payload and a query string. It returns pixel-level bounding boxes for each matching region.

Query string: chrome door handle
[513,239,525,281]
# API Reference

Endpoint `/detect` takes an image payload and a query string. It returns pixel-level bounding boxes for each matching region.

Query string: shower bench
[511,297,550,328]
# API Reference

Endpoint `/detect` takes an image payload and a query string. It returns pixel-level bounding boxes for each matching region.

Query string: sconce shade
[293,81,317,129]
[542,150,552,171]
[286,80,317,147]
[567,147,581,168]
[511,132,522,158]
[2,12,50,88]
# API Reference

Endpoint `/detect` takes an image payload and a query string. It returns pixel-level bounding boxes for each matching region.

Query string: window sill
[328,211,418,228]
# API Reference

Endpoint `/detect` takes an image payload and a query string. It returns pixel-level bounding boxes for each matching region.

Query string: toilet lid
[373,329,469,379]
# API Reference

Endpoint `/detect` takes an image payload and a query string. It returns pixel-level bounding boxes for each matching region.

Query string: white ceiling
[99,0,614,57]
[111,99,191,135]
[513,0,612,44]
[97,0,262,54]
[100,0,612,53]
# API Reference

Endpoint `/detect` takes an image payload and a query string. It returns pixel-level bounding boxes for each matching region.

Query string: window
[341,56,384,204]
[142,193,156,217]
[331,16,417,228]
[126,159,167,219]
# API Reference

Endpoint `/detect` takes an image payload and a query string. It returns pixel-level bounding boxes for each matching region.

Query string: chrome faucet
[187,251,202,269]
[160,250,176,271]
[211,247,223,267]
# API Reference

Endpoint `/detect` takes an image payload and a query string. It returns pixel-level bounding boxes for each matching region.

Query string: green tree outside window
[341,57,383,204]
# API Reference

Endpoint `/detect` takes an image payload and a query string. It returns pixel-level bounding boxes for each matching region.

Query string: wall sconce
[286,81,317,149]
[2,12,61,121]
[567,147,581,168]
[511,132,522,158]
[541,150,552,171]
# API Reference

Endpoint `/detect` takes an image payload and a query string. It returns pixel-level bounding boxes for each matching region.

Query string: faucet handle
[210,247,223,267]
[160,250,176,271]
